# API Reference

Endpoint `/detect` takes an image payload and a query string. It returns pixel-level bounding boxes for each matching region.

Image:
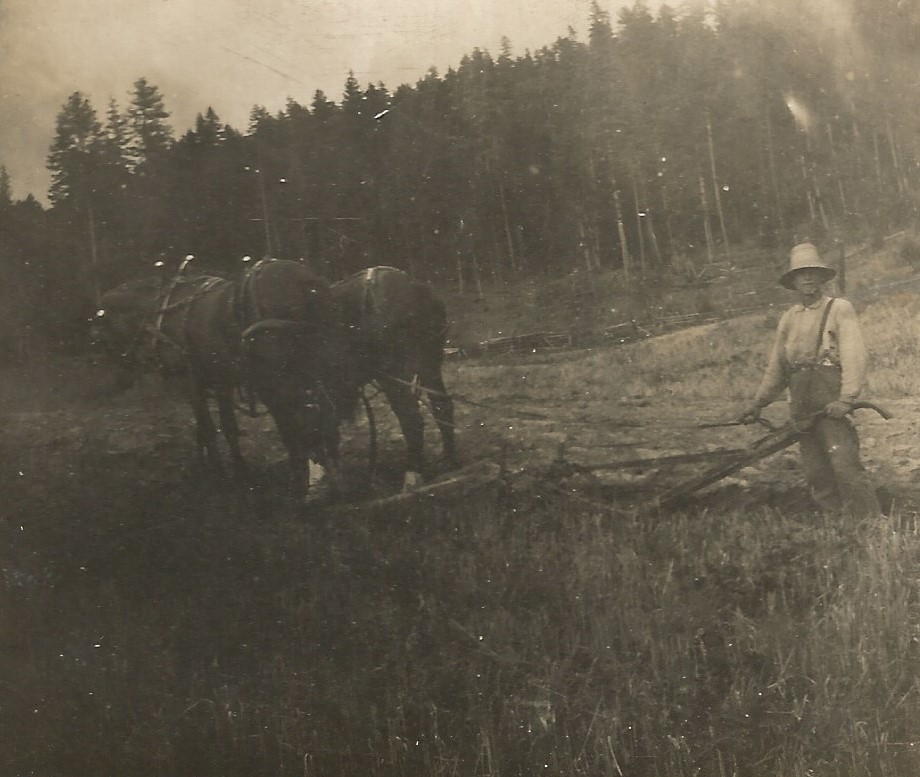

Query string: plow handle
[656,400,892,509]
[851,400,893,420]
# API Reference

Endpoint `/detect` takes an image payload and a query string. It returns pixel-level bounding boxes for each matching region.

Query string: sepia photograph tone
[1,0,919,774]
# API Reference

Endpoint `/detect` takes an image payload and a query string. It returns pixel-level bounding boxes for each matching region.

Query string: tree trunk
[826,123,849,215]
[644,210,662,266]
[87,205,101,307]
[873,130,884,188]
[660,176,674,263]
[613,188,631,281]
[765,107,785,241]
[578,221,589,271]
[497,178,518,272]
[886,118,906,195]
[800,156,817,223]
[812,173,830,234]
[698,174,715,264]
[471,252,485,301]
[631,173,646,276]
[836,241,847,296]
[456,251,465,296]
[256,165,274,257]
[705,113,730,257]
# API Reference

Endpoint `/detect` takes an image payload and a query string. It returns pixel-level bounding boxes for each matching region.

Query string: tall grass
[4,247,920,775]
[4,468,920,775]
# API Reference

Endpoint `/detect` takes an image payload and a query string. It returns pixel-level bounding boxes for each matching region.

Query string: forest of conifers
[0,0,918,351]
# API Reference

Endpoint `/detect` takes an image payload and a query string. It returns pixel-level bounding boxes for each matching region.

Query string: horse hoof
[402,471,424,492]
[308,460,327,485]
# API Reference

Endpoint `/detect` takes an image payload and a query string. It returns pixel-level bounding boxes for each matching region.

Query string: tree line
[1,0,918,354]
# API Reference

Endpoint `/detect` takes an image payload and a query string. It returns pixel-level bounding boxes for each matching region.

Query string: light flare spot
[784,93,812,132]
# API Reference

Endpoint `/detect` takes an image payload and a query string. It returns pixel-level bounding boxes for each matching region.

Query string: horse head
[237,259,360,498]
[91,277,163,388]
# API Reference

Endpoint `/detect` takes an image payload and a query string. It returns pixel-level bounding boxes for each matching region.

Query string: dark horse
[330,266,457,489]
[92,257,354,497]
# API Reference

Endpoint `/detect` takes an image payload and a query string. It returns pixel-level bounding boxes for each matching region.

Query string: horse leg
[264,403,308,500]
[215,388,248,481]
[380,379,426,491]
[264,394,344,503]
[421,366,458,468]
[299,404,342,498]
[188,382,222,473]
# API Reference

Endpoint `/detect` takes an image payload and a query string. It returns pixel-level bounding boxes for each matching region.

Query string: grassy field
[2,237,920,775]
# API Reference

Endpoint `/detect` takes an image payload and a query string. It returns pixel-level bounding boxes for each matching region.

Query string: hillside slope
[439,233,918,348]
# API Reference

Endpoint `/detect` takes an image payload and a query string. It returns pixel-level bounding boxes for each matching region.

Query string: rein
[379,373,549,423]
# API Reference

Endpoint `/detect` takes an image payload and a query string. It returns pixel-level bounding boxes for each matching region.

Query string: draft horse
[92,257,353,498]
[330,266,457,489]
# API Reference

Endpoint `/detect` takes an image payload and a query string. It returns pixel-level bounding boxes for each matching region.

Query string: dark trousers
[789,366,880,517]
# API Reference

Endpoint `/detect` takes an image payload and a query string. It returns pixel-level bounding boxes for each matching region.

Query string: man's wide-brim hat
[779,243,836,289]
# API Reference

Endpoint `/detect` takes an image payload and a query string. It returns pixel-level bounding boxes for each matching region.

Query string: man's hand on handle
[824,400,854,419]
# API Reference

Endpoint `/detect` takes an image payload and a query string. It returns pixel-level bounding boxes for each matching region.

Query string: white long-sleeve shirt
[754,296,868,407]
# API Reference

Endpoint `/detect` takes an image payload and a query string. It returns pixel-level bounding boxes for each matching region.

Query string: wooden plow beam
[545,402,893,514]
[338,460,505,517]
[654,401,892,510]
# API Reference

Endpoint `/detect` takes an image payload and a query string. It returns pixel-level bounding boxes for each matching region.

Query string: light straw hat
[779,243,836,289]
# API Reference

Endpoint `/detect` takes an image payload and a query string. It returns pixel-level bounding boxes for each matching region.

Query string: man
[738,242,881,517]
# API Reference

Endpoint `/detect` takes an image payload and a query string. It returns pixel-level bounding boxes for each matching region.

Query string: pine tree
[103,99,131,161]
[310,90,337,121]
[45,92,105,307]
[248,105,274,134]
[194,107,225,148]
[46,91,103,205]
[0,166,11,208]
[126,77,173,171]
[341,72,363,118]
[98,98,132,199]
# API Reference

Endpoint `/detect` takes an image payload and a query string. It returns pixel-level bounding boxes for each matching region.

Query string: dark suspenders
[814,298,835,363]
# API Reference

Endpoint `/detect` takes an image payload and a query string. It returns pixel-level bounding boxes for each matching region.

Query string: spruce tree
[46,92,103,205]
[126,77,173,172]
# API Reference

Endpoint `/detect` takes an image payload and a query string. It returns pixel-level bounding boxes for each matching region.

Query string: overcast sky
[0,0,622,202]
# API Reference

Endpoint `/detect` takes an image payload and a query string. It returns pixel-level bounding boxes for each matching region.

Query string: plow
[352,400,892,515]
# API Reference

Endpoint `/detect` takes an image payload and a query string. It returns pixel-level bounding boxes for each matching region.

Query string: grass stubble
[3,243,920,775]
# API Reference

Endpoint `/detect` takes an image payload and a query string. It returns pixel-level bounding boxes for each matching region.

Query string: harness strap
[237,259,272,416]
[144,324,187,356]
[241,318,309,340]
[238,258,270,322]
[153,255,196,351]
